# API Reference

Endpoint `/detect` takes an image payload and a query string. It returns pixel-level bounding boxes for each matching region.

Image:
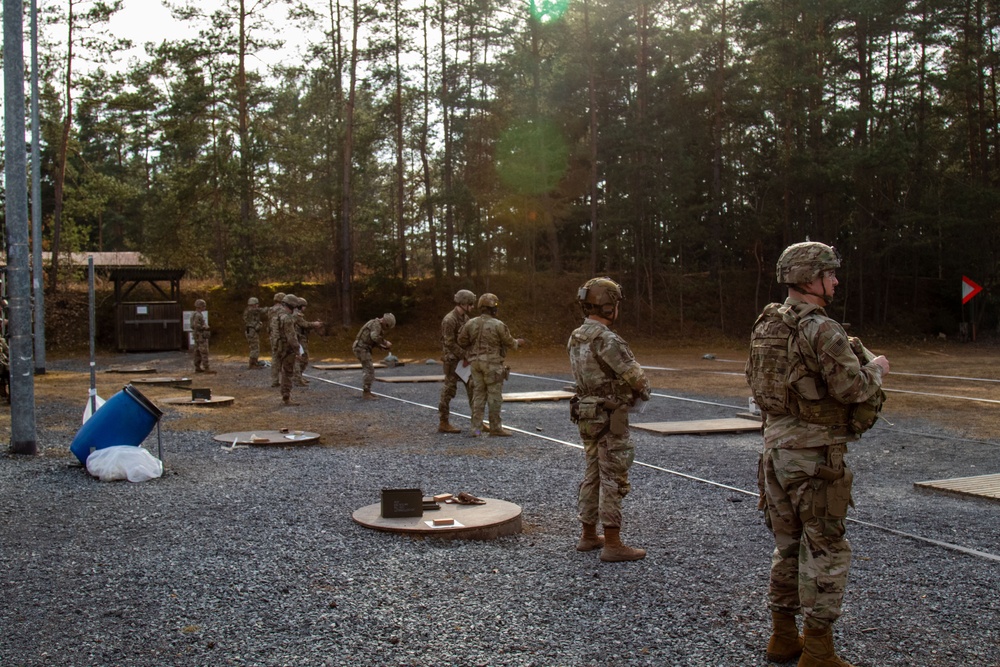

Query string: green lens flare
[496,119,569,195]
[529,0,570,23]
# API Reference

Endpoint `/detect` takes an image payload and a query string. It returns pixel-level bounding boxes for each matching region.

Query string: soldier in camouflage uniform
[746,242,890,667]
[292,297,324,387]
[353,313,395,399]
[243,297,263,369]
[567,277,650,562]
[457,293,524,437]
[268,293,286,387]
[191,299,213,373]
[275,294,301,405]
[437,289,476,433]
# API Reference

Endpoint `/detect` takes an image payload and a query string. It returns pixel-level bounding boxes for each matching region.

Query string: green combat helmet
[247,297,259,306]
[194,299,206,309]
[381,313,396,329]
[273,292,286,303]
[578,277,623,320]
[776,242,840,286]
[455,289,476,306]
[282,293,298,307]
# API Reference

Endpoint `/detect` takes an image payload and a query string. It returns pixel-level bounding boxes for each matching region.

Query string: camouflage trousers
[354,345,375,392]
[277,347,297,401]
[245,329,260,362]
[439,358,473,419]
[469,360,504,432]
[294,341,309,383]
[576,414,634,529]
[270,335,281,385]
[762,446,853,629]
[193,336,210,371]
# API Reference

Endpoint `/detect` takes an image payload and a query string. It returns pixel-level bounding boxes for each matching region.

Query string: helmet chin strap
[797,283,834,306]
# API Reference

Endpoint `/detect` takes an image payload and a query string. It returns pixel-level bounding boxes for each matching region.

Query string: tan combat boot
[599,527,646,562]
[797,626,855,667]
[576,523,604,552]
[438,417,461,434]
[362,390,378,400]
[767,611,803,662]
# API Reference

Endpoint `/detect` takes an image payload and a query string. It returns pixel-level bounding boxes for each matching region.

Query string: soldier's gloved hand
[638,387,651,402]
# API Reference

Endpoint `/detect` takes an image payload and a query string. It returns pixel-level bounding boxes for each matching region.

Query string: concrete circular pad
[213,430,321,445]
[352,498,522,541]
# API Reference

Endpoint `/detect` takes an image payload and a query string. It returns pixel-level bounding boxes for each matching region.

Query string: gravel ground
[1,352,999,667]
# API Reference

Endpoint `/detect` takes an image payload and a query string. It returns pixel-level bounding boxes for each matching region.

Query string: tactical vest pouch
[569,396,581,424]
[848,389,885,434]
[577,397,601,421]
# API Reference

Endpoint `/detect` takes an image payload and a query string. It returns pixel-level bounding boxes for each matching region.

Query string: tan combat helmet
[194,299,207,309]
[776,242,841,286]
[578,277,622,320]
[274,292,286,303]
[247,297,259,306]
[381,313,396,329]
[454,289,476,306]
[477,293,499,312]
[282,293,298,307]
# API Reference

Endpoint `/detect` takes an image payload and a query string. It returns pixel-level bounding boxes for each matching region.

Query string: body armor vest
[746,302,852,427]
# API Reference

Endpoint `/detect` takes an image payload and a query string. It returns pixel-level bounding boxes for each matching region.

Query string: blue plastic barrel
[70,384,163,464]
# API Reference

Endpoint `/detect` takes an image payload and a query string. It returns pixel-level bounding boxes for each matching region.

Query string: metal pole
[4,0,39,454]
[89,257,97,416]
[30,0,46,375]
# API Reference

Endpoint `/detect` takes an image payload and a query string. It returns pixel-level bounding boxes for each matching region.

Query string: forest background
[2,0,1000,348]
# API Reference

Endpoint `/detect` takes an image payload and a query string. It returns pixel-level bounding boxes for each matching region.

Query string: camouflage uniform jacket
[567,319,646,405]
[275,310,298,352]
[293,311,321,345]
[759,296,885,450]
[268,304,285,341]
[243,306,261,333]
[457,314,519,364]
[353,319,388,352]
[440,307,470,362]
[191,310,209,343]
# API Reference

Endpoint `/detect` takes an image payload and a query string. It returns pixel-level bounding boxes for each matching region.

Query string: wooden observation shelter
[110,268,187,352]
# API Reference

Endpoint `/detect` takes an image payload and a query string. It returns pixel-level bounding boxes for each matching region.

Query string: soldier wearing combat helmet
[268,293,287,387]
[746,242,890,667]
[243,297,263,369]
[457,293,524,436]
[275,294,301,405]
[191,298,214,374]
[437,289,477,433]
[353,313,395,399]
[567,277,650,562]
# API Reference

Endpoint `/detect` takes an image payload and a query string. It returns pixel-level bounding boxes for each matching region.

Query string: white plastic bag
[86,446,163,483]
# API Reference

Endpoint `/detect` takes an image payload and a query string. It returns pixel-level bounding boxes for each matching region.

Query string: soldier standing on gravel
[276,294,301,405]
[292,297,324,387]
[746,242,889,667]
[268,292,286,387]
[243,297,263,369]
[567,277,650,562]
[353,313,395,399]
[457,293,524,437]
[437,289,477,433]
[191,299,214,374]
